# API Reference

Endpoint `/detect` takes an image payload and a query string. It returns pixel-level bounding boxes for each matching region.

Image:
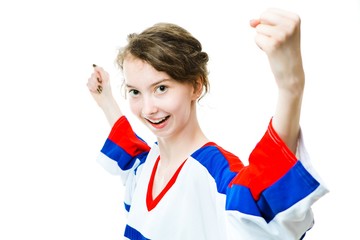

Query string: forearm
[272,80,304,154]
[250,8,305,153]
[99,97,123,127]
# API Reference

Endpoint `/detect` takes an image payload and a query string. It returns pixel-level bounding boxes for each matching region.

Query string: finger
[254,34,276,52]
[249,19,261,28]
[259,9,292,26]
[255,13,300,42]
[88,73,100,85]
[97,85,103,94]
[87,82,103,95]
[98,69,109,85]
[266,8,300,22]
[256,24,278,37]
[92,64,102,81]
[255,24,284,39]
[87,81,99,94]
[88,71,102,86]
[92,64,108,84]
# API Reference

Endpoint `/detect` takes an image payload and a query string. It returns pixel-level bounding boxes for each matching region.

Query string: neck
[157,120,208,167]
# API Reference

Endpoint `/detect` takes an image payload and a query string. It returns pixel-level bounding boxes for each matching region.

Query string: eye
[128,89,140,97]
[155,85,168,94]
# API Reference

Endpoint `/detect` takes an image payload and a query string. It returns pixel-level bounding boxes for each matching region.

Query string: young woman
[87,8,328,240]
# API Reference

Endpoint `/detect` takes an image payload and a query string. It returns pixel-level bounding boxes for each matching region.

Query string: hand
[87,64,123,126]
[250,8,304,93]
[87,64,113,108]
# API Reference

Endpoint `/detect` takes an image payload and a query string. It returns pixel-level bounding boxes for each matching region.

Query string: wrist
[277,74,305,96]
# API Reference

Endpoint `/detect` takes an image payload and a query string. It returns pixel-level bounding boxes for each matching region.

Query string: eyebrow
[125,78,172,89]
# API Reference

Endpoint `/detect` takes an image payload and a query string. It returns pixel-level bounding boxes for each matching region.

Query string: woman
[87,8,328,240]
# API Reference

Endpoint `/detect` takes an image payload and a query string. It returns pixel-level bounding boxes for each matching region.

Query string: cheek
[128,99,142,116]
[170,95,192,115]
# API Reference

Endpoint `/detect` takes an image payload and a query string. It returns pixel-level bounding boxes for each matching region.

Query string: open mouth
[145,116,170,126]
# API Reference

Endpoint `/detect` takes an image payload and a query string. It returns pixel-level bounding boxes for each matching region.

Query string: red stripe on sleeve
[230,119,297,200]
[108,116,150,157]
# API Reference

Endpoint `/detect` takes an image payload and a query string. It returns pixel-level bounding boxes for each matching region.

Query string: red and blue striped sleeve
[99,116,150,172]
[225,119,328,238]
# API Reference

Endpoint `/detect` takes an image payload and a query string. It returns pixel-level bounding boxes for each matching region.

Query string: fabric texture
[96,116,328,240]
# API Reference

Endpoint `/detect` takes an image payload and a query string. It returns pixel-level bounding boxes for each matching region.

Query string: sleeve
[96,116,150,183]
[225,119,329,240]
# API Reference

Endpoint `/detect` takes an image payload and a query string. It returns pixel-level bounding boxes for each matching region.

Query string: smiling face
[123,56,200,141]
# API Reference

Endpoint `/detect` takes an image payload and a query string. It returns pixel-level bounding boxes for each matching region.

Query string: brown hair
[116,23,210,98]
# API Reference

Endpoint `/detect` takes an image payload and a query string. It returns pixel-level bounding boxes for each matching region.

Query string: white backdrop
[1,0,359,239]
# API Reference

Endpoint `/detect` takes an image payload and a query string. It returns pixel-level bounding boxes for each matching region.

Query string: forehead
[123,57,170,86]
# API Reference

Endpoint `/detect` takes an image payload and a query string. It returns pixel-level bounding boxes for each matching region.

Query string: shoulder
[189,142,245,194]
[191,142,244,172]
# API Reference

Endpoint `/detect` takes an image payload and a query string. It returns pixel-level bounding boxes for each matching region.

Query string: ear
[192,77,203,100]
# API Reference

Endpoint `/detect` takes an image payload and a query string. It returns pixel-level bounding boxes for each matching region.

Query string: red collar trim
[146,156,187,211]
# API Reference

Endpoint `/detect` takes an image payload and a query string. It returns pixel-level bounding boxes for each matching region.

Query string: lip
[145,116,170,129]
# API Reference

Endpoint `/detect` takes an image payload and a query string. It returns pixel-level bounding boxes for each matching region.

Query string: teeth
[147,117,167,124]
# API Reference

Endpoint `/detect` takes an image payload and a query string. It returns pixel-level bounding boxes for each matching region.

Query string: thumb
[249,19,260,28]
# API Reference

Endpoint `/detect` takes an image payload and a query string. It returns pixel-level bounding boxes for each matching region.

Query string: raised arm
[250,8,305,153]
[87,64,123,126]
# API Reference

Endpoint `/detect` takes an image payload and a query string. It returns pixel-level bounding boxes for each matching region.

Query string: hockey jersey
[97,116,328,240]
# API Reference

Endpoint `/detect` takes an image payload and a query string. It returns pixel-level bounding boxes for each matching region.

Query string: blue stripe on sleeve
[124,225,150,240]
[226,184,262,217]
[226,161,320,222]
[257,161,320,222]
[101,139,136,171]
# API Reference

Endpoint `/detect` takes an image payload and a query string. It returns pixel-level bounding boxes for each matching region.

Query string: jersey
[96,116,328,240]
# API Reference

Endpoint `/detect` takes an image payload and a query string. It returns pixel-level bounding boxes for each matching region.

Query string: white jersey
[97,116,328,240]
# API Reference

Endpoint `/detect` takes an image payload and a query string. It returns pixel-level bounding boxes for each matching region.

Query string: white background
[1,0,359,239]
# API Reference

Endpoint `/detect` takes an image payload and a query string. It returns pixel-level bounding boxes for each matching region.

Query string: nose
[142,95,158,117]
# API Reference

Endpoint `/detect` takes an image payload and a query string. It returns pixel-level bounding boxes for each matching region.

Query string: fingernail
[97,85,103,94]
[92,64,97,67]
